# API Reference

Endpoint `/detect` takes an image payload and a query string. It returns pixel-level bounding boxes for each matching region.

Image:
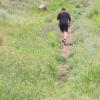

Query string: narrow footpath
[58,0,95,83]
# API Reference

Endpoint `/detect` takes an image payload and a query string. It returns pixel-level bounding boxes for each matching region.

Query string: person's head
[61,8,66,11]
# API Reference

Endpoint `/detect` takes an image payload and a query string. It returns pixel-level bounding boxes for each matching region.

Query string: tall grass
[0,0,100,100]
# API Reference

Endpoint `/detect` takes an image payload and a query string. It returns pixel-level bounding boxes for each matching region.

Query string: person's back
[57,11,71,25]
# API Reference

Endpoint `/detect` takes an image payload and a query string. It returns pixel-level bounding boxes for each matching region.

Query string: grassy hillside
[0,0,100,100]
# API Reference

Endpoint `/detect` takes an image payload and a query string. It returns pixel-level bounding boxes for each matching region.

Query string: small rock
[38,4,47,11]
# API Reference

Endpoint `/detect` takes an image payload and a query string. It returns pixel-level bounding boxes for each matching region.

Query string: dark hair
[61,8,65,11]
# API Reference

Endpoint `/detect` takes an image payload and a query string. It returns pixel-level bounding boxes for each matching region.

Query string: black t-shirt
[57,11,71,24]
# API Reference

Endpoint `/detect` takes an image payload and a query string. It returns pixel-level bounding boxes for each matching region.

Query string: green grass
[0,0,100,100]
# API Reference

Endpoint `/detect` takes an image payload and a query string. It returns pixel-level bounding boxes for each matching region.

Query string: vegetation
[0,0,100,100]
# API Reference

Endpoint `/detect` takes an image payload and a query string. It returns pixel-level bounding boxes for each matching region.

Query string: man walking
[57,8,71,46]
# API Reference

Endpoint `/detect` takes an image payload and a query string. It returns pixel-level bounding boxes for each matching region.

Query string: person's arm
[67,13,71,33]
[68,13,71,26]
[57,13,61,20]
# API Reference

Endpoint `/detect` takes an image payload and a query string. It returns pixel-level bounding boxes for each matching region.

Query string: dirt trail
[58,27,72,83]
[58,0,95,83]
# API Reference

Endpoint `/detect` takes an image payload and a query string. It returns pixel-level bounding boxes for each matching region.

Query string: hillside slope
[0,0,100,100]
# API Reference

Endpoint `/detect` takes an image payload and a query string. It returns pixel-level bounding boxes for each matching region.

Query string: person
[57,8,71,46]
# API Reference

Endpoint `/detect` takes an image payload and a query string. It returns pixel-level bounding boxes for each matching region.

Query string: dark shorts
[59,22,68,32]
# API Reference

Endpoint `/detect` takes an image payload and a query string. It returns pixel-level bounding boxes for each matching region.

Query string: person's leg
[62,24,69,45]
[61,32,64,47]
[66,26,72,45]
[59,24,64,45]
[62,31,68,45]
[64,31,68,40]
[60,29,66,46]
[60,24,68,46]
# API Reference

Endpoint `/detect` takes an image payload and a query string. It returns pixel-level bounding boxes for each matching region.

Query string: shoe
[62,39,67,46]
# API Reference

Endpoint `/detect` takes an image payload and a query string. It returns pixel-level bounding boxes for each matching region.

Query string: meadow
[0,0,100,100]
